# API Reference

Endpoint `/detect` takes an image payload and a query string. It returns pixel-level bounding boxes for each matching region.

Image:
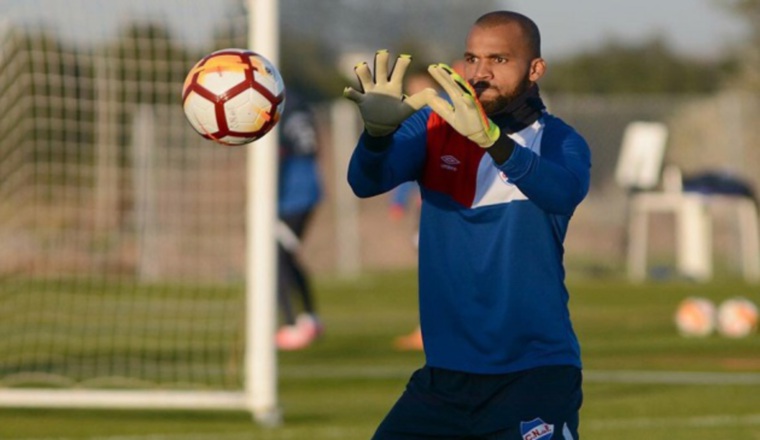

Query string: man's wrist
[485,132,516,165]
[362,130,394,152]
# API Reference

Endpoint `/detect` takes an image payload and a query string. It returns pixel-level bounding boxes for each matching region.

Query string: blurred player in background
[274,89,324,351]
[345,10,590,439]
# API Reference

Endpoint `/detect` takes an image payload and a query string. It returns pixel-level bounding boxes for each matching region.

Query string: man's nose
[469,62,491,81]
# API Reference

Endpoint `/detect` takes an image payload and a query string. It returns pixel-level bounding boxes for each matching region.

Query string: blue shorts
[372,365,582,440]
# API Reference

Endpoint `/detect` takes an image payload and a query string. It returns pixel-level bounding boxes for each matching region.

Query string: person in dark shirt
[275,90,324,351]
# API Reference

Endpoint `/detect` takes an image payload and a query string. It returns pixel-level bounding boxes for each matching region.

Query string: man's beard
[473,75,533,115]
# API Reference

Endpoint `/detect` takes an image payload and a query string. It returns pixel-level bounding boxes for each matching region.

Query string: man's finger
[426,93,457,124]
[428,64,465,103]
[388,54,412,92]
[403,87,437,112]
[373,50,390,85]
[343,86,364,103]
[353,62,374,92]
[447,68,477,98]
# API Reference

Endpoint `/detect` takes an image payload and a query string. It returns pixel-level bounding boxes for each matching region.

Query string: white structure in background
[330,99,362,278]
[617,121,760,283]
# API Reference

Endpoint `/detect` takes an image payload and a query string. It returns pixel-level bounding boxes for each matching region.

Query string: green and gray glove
[426,63,501,148]
[343,50,435,137]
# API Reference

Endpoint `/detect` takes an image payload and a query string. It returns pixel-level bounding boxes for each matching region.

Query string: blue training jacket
[278,99,322,216]
[347,107,591,374]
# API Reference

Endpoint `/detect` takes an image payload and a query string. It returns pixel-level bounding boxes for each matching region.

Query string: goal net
[0,0,279,423]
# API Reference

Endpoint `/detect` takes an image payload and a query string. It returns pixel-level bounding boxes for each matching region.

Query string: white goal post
[246,0,281,425]
[0,0,281,425]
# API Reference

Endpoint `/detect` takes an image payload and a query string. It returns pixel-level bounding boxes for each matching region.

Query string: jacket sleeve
[347,109,430,198]
[499,121,591,216]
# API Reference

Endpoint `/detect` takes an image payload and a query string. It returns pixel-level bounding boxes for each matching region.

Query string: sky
[1,0,750,60]
[508,0,748,59]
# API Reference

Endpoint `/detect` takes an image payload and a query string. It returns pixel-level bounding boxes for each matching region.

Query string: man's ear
[529,58,546,82]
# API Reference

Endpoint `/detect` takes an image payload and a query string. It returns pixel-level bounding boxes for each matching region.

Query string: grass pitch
[2,269,760,439]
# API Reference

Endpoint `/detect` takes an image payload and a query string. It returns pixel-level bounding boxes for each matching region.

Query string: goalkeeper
[344,11,591,440]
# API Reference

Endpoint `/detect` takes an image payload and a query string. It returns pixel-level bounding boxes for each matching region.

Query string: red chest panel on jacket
[420,113,488,208]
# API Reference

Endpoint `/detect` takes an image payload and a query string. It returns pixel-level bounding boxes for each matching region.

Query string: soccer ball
[716,297,758,338]
[674,297,716,337]
[182,48,285,146]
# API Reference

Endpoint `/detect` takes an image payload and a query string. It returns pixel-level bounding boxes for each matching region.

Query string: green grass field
[2,269,760,439]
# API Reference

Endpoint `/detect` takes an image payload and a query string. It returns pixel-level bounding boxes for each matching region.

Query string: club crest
[520,418,554,440]
[499,170,509,183]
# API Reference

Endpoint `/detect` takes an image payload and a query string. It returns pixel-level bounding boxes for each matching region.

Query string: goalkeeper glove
[344,50,435,137]
[426,63,501,148]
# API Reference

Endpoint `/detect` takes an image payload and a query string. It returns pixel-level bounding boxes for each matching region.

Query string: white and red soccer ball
[716,297,758,338]
[674,296,758,338]
[674,297,716,337]
[182,48,285,146]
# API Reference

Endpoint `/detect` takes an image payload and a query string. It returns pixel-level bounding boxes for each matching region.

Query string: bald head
[474,11,541,59]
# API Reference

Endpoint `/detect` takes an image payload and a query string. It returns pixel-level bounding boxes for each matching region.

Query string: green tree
[540,36,736,95]
[719,0,760,89]
[278,34,347,103]
[111,22,195,106]
[209,10,344,103]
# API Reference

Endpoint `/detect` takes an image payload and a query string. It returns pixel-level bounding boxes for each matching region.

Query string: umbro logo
[440,155,460,171]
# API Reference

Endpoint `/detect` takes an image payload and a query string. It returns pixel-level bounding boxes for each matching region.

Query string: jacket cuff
[485,132,516,165]
[361,130,395,152]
